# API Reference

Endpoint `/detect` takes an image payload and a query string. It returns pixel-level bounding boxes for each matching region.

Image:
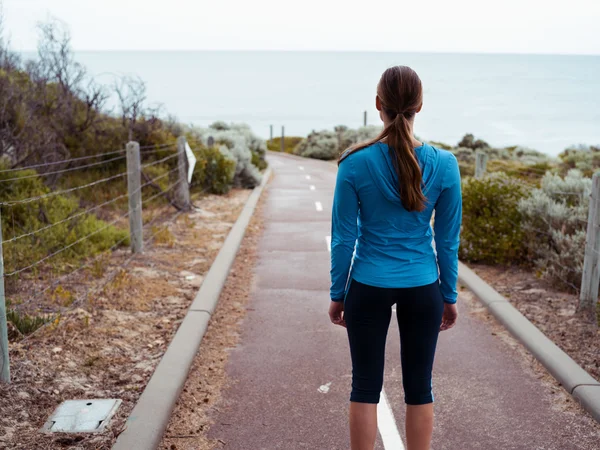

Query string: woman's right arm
[433,153,462,305]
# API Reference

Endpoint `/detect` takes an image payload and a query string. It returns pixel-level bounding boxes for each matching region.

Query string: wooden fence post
[475,151,488,178]
[364,111,367,127]
[281,126,285,153]
[126,141,143,253]
[177,136,191,211]
[270,125,273,143]
[580,173,600,320]
[0,208,10,383]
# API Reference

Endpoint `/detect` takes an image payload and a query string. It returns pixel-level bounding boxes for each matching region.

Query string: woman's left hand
[329,301,346,328]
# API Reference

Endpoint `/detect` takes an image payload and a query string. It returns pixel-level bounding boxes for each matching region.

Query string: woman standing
[329,66,462,450]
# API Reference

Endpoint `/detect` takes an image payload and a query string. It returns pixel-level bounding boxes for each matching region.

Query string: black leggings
[344,279,444,405]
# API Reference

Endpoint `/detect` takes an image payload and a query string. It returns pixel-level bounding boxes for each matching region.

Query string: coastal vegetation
[288,125,596,309]
[0,19,266,336]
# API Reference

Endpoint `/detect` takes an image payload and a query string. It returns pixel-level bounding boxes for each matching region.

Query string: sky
[3,0,600,55]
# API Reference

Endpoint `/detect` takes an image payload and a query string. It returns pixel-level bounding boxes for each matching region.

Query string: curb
[112,168,272,450]
[458,261,600,422]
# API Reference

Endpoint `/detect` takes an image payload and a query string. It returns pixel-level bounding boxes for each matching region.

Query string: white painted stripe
[378,388,405,450]
[315,201,323,212]
[318,382,331,394]
[306,175,311,180]
[310,185,316,191]
[299,166,304,171]
[326,236,331,252]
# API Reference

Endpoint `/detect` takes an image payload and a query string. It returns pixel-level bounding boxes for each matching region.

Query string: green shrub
[251,150,268,170]
[459,172,528,264]
[192,146,236,195]
[6,307,54,337]
[0,166,129,280]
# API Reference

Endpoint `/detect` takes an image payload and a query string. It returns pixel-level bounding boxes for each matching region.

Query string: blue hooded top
[330,142,462,304]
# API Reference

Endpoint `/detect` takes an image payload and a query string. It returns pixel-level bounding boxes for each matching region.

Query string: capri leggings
[344,279,444,405]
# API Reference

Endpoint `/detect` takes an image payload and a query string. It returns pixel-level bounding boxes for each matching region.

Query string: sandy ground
[469,263,600,382]
[0,189,251,450]
[159,194,264,450]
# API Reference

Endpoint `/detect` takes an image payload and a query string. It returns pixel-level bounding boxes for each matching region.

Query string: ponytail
[338,66,426,212]
[339,111,425,212]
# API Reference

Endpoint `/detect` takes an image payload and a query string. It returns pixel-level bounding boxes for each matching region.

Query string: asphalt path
[207,152,600,449]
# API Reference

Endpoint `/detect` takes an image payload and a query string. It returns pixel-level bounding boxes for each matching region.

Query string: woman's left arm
[330,157,359,302]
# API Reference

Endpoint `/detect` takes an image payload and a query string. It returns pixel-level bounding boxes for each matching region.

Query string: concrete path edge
[458,261,600,422]
[112,168,272,450]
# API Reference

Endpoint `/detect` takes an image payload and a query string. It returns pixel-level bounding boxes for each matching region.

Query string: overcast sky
[3,0,600,54]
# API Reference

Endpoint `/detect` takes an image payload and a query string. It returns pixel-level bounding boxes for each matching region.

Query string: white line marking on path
[315,201,323,212]
[318,382,331,394]
[378,388,405,450]
[310,185,316,191]
[299,166,304,171]
[325,234,405,450]
[306,175,311,180]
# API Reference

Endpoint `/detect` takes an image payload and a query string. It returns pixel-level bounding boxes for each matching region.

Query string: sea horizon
[20,50,600,156]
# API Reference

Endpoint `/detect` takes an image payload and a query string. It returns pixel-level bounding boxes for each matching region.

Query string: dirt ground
[0,188,251,450]
[468,263,600,382]
[159,194,264,450]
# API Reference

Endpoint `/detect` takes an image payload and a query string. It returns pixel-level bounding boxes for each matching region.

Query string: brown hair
[339,66,426,212]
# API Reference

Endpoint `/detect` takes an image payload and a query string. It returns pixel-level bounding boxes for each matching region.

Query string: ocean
[72,51,599,156]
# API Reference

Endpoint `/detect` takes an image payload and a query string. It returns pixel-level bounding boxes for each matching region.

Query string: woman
[328,66,462,450]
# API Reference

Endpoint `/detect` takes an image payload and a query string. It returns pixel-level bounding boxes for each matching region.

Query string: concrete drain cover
[41,399,121,433]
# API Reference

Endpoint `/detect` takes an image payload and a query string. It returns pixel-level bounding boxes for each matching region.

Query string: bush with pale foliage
[294,126,382,160]
[518,169,591,291]
[186,122,266,188]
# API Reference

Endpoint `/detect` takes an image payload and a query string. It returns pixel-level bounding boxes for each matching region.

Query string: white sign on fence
[184,142,197,183]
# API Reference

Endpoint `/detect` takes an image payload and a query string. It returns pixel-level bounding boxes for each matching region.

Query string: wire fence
[0,149,129,174]
[0,138,199,379]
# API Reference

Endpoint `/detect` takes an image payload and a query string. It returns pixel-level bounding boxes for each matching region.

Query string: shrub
[0,166,129,279]
[459,172,528,264]
[267,136,303,153]
[186,122,266,189]
[518,170,590,291]
[192,146,236,195]
[295,129,339,160]
[559,144,600,177]
[294,126,381,160]
[251,150,268,170]
[457,133,490,150]
[6,306,54,337]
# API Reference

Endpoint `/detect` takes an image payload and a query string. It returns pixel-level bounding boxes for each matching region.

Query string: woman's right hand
[440,303,458,331]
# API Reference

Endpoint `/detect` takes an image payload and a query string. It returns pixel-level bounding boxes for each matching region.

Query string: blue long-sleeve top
[330,142,462,304]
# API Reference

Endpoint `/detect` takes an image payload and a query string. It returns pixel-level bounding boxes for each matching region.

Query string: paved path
[208,152,600,449]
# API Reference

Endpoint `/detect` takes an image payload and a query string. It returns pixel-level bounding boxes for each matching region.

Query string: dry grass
[0,189,251,449]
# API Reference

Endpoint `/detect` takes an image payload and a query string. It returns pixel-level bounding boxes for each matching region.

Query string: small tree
[114,75,147,141]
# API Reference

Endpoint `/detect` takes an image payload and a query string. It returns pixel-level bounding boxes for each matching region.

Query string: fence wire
[0,171,128,206]
[17,188,184,341]
[0,154,127,183]
[0,149,127,174]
